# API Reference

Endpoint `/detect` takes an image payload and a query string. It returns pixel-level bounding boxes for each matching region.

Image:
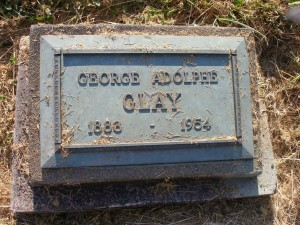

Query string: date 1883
[88,120,122,134]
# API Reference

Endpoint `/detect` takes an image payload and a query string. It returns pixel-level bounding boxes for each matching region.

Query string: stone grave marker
[12,25,276,213]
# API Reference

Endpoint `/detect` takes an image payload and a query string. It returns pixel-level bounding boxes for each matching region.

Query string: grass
[0,0,299,224]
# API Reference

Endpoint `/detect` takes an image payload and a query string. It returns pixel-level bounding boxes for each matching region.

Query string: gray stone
[12,25,276,213]
[40,35,253,170]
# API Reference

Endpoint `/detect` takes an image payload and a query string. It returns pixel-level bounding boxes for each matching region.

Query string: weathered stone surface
[40,34,253,171]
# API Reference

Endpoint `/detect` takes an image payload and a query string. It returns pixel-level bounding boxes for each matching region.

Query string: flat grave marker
[12,25,276,213]
[40,35,253,169]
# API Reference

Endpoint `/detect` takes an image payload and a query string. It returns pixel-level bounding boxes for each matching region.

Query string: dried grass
[0,0,299,224]
[0,61,15,224]
[260,70,300,225]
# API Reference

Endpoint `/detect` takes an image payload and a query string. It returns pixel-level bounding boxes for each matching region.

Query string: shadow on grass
[15,196,273,225]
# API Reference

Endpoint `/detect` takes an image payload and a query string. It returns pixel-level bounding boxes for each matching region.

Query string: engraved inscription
[59,51,237,146]
[123,92,181,112]
[75,69,219,137]
[152,70,218,85]
[78,72,140,86]
[181,117,211,131]
[88,120,122,134]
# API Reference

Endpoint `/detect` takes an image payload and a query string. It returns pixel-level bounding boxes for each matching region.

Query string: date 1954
[180,117,211,131]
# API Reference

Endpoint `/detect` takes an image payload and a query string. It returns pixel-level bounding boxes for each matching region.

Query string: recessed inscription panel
[61,53,236,146]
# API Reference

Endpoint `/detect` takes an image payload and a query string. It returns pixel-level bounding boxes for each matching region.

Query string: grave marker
[12,25,276,213]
